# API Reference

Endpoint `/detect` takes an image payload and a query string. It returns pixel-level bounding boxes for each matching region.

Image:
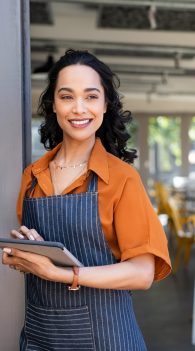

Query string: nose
[72,98,87,114]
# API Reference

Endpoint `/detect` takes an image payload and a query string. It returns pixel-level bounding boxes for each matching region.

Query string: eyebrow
[57,87,101,93]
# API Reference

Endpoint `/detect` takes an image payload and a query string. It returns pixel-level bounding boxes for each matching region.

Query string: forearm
[2,247,154,291]
[56,254,155,291]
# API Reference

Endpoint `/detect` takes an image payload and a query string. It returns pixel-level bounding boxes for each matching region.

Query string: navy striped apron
[20,173,147,351]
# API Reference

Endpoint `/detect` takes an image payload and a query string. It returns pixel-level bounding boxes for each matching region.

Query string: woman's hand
[2,247,73,283]
[11,225,44,241]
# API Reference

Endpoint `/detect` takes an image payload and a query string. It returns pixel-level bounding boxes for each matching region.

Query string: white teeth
[70,119,90,125]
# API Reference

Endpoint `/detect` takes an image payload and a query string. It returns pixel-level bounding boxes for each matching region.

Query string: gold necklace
[54,160,87,170]
[52,162,87,195]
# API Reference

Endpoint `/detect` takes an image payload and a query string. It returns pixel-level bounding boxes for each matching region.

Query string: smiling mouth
[69,119,93,127]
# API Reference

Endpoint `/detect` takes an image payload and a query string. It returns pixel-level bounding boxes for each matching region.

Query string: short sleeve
[113,170,171,281]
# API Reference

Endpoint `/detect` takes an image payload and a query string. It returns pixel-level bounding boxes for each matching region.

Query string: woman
[2,49,171,351]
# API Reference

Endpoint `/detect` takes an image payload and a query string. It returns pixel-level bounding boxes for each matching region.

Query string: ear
[53,103,56,113]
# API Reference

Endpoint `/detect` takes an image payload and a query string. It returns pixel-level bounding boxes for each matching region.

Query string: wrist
[68,267,80,291]
[51,266,73,284]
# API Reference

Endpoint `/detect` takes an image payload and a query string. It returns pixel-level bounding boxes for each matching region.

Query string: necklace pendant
[54,159,87,170]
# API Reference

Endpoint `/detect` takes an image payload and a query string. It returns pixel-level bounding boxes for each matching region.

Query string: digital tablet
[0,238,83,267]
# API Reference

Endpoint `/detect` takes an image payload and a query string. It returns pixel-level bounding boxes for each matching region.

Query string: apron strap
[26,177,38,197]
[87,172,98,193]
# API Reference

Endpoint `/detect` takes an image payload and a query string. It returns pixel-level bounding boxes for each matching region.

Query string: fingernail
[29,235,34,240]
[3,248,12,254]
[19,233,24,239]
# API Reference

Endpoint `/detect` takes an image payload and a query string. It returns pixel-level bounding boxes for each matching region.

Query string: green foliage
[189,117,195,141]
[149,116,181,169]
[126,119,138,149]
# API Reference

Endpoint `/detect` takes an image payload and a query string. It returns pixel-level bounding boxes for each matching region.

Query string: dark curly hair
[38,49,137,163]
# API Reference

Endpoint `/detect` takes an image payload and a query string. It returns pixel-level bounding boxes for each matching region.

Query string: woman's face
[53,64,107,144]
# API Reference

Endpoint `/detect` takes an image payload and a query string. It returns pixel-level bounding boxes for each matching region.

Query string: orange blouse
[17,138,171,281]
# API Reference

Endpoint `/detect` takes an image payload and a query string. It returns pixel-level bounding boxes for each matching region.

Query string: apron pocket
[25,302,95,351]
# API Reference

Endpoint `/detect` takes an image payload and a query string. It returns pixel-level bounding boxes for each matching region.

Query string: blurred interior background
[30,1,195,350]
[31,0,195,186]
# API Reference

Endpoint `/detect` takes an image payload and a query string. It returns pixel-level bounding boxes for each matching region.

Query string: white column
[180,116,191,177]
[0,1,31,350]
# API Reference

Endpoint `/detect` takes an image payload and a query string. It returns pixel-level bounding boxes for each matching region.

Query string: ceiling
[30,0,195,114]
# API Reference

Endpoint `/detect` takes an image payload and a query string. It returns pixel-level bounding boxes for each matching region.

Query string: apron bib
[20,173,147,351]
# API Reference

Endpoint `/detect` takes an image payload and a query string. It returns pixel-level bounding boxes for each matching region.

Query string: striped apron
[20,173,147,351]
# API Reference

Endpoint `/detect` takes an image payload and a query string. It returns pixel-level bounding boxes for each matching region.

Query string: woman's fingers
[3,249,33,272]
[19,226,36,240]
[10,225,44,241]
[10,229,25,239]
[28,228,44,241]
[3,247,35,262]
[10,266,28,274]
[3,247,48,266]
[2,248,55,280]
[2,250,15,264]
[9,265,24,273]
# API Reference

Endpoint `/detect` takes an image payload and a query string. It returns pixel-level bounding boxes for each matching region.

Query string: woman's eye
[60,95,73,100]
[87,95,98,100]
